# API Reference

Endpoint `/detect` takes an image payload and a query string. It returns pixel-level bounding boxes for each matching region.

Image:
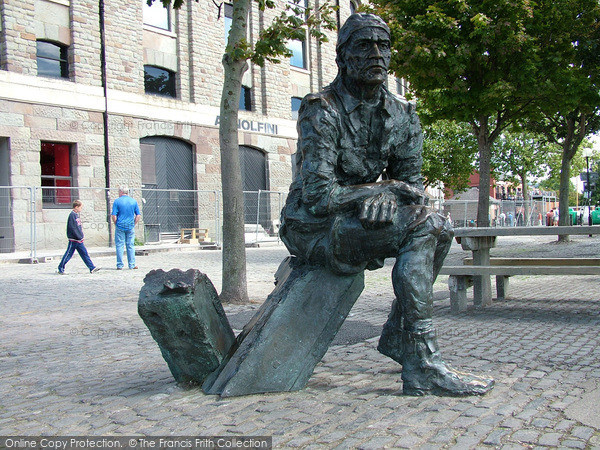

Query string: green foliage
[491,130,559,185]
[539,177,579,205]
[543,145,586,184]
[374,0,600,228]
[421,119,477,192]
[372,0,542,124]
[372,0,551,226]
[150,0,186,9]
[525,0,600,158]
[538,141,590,205]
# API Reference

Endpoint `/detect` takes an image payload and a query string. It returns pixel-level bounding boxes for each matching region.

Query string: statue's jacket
[280,76,426,274]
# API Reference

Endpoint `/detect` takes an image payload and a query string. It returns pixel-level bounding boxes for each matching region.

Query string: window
[291,97,302,120]
[289,39,307,69]
[286,0,308,68]
[144,65,176,98]
[396,78,409,97]
[224,3,233,40]
[240,85,252,111]
[41,142,73,206]
[36,40,69,79]
[143,1,171,31]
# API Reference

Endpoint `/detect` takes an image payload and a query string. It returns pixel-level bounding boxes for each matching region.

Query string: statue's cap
[336,13,390,51]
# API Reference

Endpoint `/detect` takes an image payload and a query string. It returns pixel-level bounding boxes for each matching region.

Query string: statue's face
[340,27,391,87]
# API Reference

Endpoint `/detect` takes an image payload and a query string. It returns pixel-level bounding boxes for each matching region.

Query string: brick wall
[71,0,102,86]
[104,0,143,93]
[2,0,36,75]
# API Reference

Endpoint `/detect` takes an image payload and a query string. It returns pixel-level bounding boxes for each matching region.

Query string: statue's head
[336,14,391,87]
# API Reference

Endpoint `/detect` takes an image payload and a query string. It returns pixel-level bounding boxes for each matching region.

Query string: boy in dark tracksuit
[57,200,100,274]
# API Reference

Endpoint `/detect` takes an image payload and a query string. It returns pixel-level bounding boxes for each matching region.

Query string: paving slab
[565,384,600,429]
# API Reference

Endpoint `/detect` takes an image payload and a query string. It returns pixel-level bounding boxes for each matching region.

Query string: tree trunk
[520,173,530,226]
[219,0,251,303]
[475,119,491,227]
[557,148,572,242]
[557,115,586,242]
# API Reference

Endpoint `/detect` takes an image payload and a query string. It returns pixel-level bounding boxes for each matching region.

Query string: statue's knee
[439,217,454,243]
[417,211,452,239]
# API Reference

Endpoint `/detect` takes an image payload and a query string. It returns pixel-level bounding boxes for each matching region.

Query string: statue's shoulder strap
[299,89,338,120]
[304,89,336,107]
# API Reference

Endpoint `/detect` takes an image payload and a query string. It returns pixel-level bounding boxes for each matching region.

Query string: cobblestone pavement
[2,235,600,448]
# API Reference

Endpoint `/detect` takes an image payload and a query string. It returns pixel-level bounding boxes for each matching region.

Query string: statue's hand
[386,180,427,205]
[359,192,398,226]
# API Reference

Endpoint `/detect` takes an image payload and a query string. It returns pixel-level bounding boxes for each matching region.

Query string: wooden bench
[179,228,210,244]
[439,225,600,312]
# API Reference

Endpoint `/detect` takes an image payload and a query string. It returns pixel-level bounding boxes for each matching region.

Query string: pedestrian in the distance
[111,185,141,270]
[57,200,100,275]
[546,209,553,226]
[499,212,506,227]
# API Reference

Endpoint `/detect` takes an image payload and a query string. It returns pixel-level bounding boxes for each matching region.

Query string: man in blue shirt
[111,185,141,269]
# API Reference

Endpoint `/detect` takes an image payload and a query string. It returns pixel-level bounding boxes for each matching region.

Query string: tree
[525,0,600,240]
[539,147,587,206]
[372,0,545,226]
[491,131,559,225]
[421,118,477,193]
[150,0,335,302]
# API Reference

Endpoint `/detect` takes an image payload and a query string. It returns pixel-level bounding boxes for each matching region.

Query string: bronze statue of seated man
[280,13,494,396]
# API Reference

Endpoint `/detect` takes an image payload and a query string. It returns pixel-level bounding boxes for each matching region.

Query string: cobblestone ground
[1,236,600,448]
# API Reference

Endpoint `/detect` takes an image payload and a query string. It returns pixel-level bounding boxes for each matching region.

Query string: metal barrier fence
[0,186,287,260]
[3,186,569,259]
[442,199,557,228]
[242,190,286,245]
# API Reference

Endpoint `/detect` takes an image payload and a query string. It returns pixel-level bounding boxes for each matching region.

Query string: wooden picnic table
[439,225,600,310]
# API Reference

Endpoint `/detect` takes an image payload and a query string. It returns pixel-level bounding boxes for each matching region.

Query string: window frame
[224,3,233,41]
[396,78,409,98]
[286,0,309,70]
[143,0,171,31]
[289,38,307,70]
[40,142,74,208]
[144,65,177,98]
[239,85,252,111]
[36,40,69,79]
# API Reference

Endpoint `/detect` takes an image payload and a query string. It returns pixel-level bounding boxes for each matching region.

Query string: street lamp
[582,147,593,227]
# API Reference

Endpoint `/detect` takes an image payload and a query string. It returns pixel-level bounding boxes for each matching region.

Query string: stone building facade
[0,0,408,252]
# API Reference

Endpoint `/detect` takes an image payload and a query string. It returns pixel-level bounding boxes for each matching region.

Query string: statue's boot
[400,324,494,396]
[378,214,452,365]
[377,298,404,363]
[379,219,493,396]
